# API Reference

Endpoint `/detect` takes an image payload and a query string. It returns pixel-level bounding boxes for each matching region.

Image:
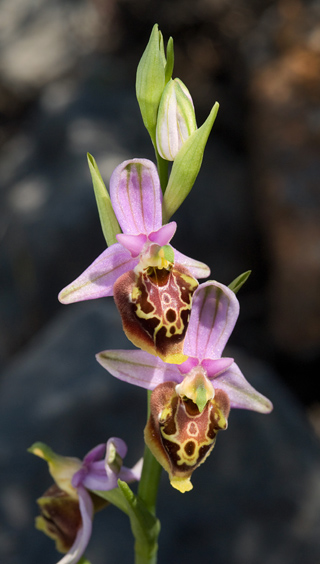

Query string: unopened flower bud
[156,78,197,161]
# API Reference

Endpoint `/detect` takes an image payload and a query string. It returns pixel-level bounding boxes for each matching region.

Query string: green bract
[87,153,121,247]
[156,78,197,161]
[162,102,219,222]
[136,24,173,147]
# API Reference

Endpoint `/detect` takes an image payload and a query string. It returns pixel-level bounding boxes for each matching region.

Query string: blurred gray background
[1,1,320,563]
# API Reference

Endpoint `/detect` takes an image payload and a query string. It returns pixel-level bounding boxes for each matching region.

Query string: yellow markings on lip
[129,265,198,362]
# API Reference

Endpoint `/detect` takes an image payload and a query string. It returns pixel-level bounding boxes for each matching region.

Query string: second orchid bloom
[97,281,273,493]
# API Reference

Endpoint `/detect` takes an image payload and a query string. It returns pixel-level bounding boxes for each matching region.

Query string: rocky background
[1,1,320,563]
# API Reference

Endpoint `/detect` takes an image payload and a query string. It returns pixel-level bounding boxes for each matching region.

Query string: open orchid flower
[96,281,273,493]
[59,159,209,363]
[29,439,142,564]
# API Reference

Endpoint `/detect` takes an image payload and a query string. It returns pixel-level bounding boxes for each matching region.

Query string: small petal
[120,458,143,483]
[183,281,239,361]
[58,244,137,304]
[110,159,162,235]
[177,356,200,374]
[80,470,117,492]
[57,486,93,564]
[96,349,182,389]
[118,460,144,484]
[148,222,176,246]
[116,233,147,257]
[213,362,273,413]
[201,357,234,378]
[173,249,210,279]
[82,444,106,466]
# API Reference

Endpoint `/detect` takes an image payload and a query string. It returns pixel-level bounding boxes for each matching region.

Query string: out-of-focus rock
[0,0,103,94]
[246,0,320,358]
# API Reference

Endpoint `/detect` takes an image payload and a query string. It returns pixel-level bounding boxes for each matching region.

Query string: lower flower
[145,376,230,493]
[29,439,142,564]
[96,281,273,492]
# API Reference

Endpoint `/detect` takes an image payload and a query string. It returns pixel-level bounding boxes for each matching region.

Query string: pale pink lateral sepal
[110,159,162,235]
[58,244,137,304]
[174,249,210,279]
[212,362,273,413]
[96,349,182,390]
[183,281,239,360]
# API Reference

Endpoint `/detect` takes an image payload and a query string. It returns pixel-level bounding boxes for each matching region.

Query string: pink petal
[201,357,234,377]
[213,362,273,413]
[82,443,106,465]
[116,233,147,257]
[58,244,138,303]
[110,159,162,235]
[177,356,199,374]
[183,281,239,361]
[149,222,177,245]
[57,486,93,564]
[173,249,210,279]
[96,349,182,390]
[118,460,143,484]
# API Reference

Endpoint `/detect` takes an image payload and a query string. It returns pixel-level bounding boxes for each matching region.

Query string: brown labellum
[144,382,230,492]
[113,264,198,363]
[35,484,82,553]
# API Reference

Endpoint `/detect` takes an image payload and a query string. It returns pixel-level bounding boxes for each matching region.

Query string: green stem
[134,546,158,564]
[155,150,168,195]
[137,391,162,515]
[134,391,162,564]
[134,143,169,564]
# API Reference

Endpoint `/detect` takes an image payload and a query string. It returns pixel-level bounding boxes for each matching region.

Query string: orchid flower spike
[96,281,273,493]
[28,439,142,564]
[59,159,210,363]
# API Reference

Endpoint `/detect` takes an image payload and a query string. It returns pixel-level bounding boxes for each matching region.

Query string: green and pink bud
[156,78,197,161]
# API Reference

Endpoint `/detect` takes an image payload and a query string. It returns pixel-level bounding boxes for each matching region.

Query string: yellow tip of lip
[170,477,193,493]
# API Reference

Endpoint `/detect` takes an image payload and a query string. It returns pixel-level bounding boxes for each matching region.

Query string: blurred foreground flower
[97,281,273,493]
[59,158,209,363]
[29,439,142,564]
